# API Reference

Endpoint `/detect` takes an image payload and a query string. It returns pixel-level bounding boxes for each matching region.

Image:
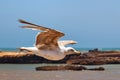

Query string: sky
[0,0,120,48]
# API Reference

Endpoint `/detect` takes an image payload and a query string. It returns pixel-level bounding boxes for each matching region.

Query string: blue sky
[0,0,120,48]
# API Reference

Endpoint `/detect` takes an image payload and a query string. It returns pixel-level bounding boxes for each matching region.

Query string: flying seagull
[19,19,80,60]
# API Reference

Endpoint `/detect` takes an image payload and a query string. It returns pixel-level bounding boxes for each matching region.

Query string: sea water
[0,64,120,80]
[1,47,120,52]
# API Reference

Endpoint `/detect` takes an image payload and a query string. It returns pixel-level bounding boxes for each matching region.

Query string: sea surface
[0,64,120,80]
[0,48,120,80]
[1,47,120,52]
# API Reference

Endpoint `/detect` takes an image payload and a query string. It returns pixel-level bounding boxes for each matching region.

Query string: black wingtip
[18,19,27,23]
[18,19,36,26]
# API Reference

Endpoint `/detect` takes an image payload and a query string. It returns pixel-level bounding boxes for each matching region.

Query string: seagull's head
[65,47,81,55]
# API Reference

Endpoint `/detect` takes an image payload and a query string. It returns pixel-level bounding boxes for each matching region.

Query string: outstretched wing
[58,40,77,47]
[19,19,65,50]
[19,19,49,31]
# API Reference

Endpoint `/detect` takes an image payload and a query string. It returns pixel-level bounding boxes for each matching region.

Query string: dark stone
[36,65,87,71]
[89,48,99,52]
[89,48,119,53]
[87,67,105,71]
[35,65,105,71]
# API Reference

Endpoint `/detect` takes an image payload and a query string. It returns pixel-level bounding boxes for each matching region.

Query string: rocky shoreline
[0,48,120,65]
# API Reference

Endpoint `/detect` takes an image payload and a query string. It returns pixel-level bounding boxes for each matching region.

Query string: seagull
[19,19,80,60]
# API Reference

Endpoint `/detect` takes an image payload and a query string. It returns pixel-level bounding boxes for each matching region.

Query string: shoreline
[0,49,120,64]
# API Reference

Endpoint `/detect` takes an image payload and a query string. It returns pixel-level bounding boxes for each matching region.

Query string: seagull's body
[19,20,80,60]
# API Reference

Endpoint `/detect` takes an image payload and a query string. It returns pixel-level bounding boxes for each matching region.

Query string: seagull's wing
[19,19,65,50]
[58,40,77,47]
[19,19,50,30]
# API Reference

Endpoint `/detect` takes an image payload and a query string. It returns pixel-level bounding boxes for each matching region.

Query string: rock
[87,67,105,71]
[0,50,120,65]
[89,48,119,53]
[35,65,105,71]
[36,65,87,71]
[89,48,99,52]
[66,57,106,65]
[0,52,81,64]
